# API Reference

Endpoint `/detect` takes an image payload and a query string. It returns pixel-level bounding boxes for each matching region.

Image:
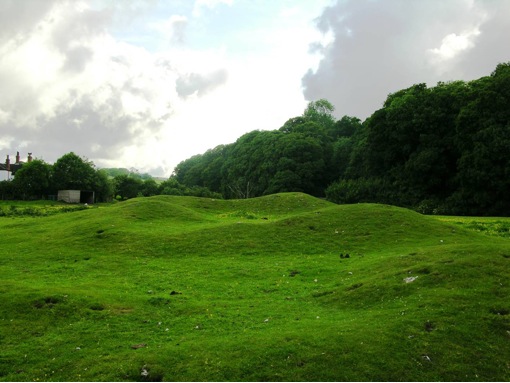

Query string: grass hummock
[0,193,509,381]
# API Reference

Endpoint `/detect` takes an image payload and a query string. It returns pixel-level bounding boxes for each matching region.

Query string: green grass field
[0,193,509,381]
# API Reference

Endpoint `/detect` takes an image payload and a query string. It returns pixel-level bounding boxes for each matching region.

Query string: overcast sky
[0,0,509,179]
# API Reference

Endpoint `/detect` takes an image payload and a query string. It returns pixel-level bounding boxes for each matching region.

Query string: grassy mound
[0,193,509,381]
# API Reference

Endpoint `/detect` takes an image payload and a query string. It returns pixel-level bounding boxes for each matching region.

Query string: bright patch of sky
[429,28,481,62]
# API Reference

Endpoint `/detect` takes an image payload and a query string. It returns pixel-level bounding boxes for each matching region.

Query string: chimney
[5,155,10,171]
[28,153,32,162]
[16,151,20,164]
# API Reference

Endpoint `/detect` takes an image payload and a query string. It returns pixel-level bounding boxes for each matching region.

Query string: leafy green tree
[174,99,340,199]
[100,168,131,178]
[452,63,510,215]
[159,177,221,198]
[159,177,189,196]
[51,153,116,202]
[174,145,228,193]
[200,146,227,192]
[187,185,222,198]
[326,62,510,214]
[349,81,472,207]
[139,172,153,180]
[326,178,395,204]
[332,116,362,139]
[221,130,281,198]
[265,170,302,194]
[12,159,52,199]
[52,152,97,192]
[113,174,143,200]
[332,137,354,179]
[270,132,326,196]
[279,116,308,134]
[0,180,15,200]
[173,154,205,186]
[141,178,159,197]
[303,98,336,133]
[93,169,114,202]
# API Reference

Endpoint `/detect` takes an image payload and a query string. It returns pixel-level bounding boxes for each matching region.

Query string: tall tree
[141,178,159,197]
[113,174,143,200]
[52,152,97,192]
[453,63,510,215]
[94,169,114,202]
[221,130,280,198]
[12,159,52,199]
[303,98,336,134]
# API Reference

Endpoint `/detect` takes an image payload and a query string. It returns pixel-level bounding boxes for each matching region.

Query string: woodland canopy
[173,63,510,216]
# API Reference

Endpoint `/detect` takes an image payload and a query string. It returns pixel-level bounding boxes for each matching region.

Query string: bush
[326,178,395,204]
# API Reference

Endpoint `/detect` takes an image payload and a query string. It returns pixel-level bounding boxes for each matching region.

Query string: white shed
[57,190,81,203]
[58,190,94,204]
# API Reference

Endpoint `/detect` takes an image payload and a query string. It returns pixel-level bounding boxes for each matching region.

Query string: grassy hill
[0,193,509,381]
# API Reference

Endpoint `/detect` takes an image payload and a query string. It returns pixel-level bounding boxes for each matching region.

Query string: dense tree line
[0,152,221,202]
[173,99,359,199]
[0,153,114,202]
[112,174,221,200]
[174,63,510,216]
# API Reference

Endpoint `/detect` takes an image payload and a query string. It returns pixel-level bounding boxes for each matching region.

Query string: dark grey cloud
[176,69,228,98]
[303,0,510,120]
[61,46,94,73]
[51,4,112,73]
[0,0,59,40]
[170,16,188,44]
[1,86,147,165]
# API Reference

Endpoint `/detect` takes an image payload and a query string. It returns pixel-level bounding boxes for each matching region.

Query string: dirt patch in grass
[346,283,363,291]
[33,296,63,309]
[312,290,335,298]
[489,308,509,316]
[424,320,435,332]
[89,303,105,311]
[148,297,170,306]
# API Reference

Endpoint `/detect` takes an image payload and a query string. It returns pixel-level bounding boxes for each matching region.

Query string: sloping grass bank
[0,193,509,381]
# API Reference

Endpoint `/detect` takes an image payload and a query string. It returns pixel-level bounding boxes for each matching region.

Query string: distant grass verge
[433,215,510,238]
[0,201,91,217]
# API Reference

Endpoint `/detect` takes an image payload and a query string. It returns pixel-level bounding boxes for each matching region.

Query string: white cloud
[429,28,481,62]
[0,136,15,152]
